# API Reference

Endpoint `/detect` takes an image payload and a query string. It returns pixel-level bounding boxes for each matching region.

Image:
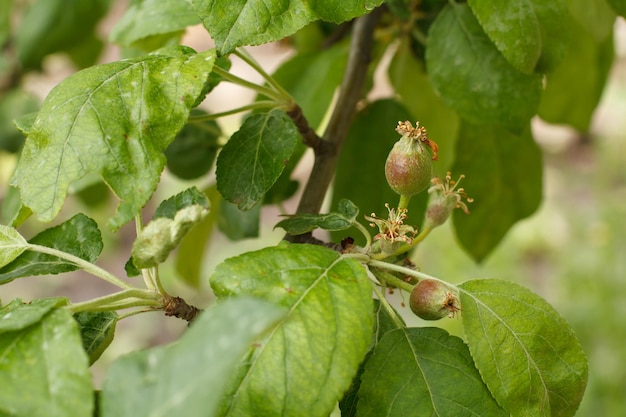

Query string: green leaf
[0,186,32,228]
[100,297,285,417]
[10,47,216,229]
[607,0,626,16]
[15,0,112,69]
[0,214,103,284]
[467,0,570,73]
[192,0,384,54]
[210,244,373,417]
[132,202,209,269]
[451,121,542,262]
[175,185,220,288]
[218,199,261,240]
[216,109,298,210]
[356,327,507,416]
[0,298,68,334]
[0,89,39,153]
[388,39,459,175]
[13,112,37,136]
[110,0,200,50]
[568,0,616,42]
[331,99,429,246]
[426,3,542,132]
[538,20,614,132]
[0,224,27,269]
[74,311,118,365]
[0,308,93,417]
[275,199,359,235]
[339,300,404,417]
[165,109,221,180]
[459,279,588,417]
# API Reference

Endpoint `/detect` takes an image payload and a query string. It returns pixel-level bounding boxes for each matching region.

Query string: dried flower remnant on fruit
[395,120,439,161]
[365,203,417,244]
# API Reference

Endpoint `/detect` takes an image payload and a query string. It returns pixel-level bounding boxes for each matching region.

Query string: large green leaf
[15,0,111,69]
[339,299,404,417]
[459,279,588,417]
[110,0,200,50]
[467,0,570,73]
[607,0,626,16]
[210,243,373,417]
[569,0,616,42]
[451,121,542,262]
[218,199,261,240]
[0,308,93,417]
[0,214,103,284]
[100,297,285,417]
[0,224,27,269]
[388,39,459,175]
[331,99,429,246]
[538,19,614,132]
[191,0,384,54]
[73,311,117,365]
[0,298,67,334]
[356,327,507,416]
[216,109,298,210]
[11,47,216,229]
[426,3,542,132]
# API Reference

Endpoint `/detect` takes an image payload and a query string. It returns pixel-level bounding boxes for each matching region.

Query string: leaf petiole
[369,279,405,329]
[233,49,294,103]
[367,258,454,289]
[68,289,162,314]
[25,243,132,290]
[188,101,278,122]
[212,65,286,102]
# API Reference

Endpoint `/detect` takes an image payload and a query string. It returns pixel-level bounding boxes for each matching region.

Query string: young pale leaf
[459,279,588,417]
[15,0,111,69]
[192,0,384,54]
[110,0,200,49]
[539,20,614,132]
[275,199,359,235]
[175,185,219,288]
[100,297,285,417]
[211,244,373,417]
[74,311,118,365]
[331,99,429,246]
[132,204,209,269]
[0,308,93,417]
[452,121,542,263]
[216,109,298,210]
[153,186,210,219]
[0,298,68,334]
[0,214,103,284]
[0,224,27,269]
[426,3,542,132]
[10,47,216,229]
[467,0,569,73]
[356,327,507,417]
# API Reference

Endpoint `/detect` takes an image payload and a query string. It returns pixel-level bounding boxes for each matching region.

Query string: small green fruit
[385,121,436,197]
[409,279,460,320]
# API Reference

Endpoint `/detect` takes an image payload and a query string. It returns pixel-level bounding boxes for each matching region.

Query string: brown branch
[286,104,329,151]
[285,9,381,243]
[163,295,202,324]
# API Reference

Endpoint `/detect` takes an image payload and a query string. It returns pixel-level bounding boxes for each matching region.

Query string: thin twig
[286,9,381,242]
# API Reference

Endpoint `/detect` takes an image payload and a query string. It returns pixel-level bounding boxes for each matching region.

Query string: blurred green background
[1,1,625,415]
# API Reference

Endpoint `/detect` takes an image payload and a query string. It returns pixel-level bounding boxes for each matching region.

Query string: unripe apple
[409,279,460,320]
